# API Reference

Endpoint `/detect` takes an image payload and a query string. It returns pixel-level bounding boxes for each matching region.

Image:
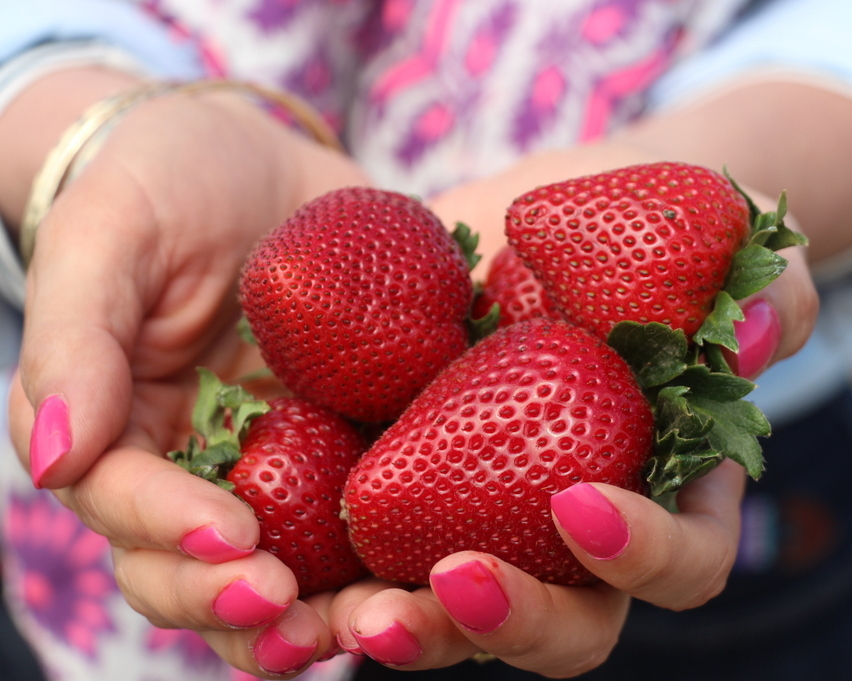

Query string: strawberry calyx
[467,301,501,343]
[692,177,807,355]
[452,221,482,271]
[609,322,768,497]
[608,181,807,498]
[168,368,270,491]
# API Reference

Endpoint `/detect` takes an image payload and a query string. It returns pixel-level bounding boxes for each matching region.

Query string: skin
[0,64,834,678]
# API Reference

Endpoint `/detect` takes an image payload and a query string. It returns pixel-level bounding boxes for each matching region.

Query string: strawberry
[472,245,561,327]
[239,187,477,423]
[506,162,807,496]
[171,370,368,596]
[343,318,655,586]
[506,162,760,340]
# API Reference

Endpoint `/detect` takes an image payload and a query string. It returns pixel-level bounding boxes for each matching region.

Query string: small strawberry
[171,369,368,596]
[343,318,655,586]
[472,245,561,327]
[239,187,477,423]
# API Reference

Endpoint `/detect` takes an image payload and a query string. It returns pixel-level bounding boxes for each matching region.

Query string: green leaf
[703,343,733,374]
[646,447,724,498]
[170,368,270,487]
[724,244,788,300]
[192,368,268,446]
[724,167,761,225]
[645,386,723,496]
[676,364,756,402]
[655,385,714,441]
[692,291,743,352]
[607,321,689,389]
[452,222,482,271]
[689,395,770,480]
[468,302,501,343]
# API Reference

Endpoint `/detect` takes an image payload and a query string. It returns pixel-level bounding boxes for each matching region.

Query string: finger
[61,444,259,561]
[341,584,479,670]
[19,173,156,489]
[326,576,399,656]
[550,458,745,611]
[721,244,816,379]
[112,547,294,630]
[203,600,333,679]
[429,552,629,678]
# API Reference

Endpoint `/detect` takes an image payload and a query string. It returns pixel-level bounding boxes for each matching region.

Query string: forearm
[617,76,852,266]
[432,77,852,271]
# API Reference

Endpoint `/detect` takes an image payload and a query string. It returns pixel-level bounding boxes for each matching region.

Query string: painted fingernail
[430,560,510,633]
[351,621,422,667]
[729,299,781,380]
[253,627,317,675]
[551,483,629,560]
[30,394,71,488]
[213,579,287,628]
[179,525,254,563]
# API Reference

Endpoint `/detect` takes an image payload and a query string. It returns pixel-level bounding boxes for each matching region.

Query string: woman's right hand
[5,67,369,491]
[4,67,370,676]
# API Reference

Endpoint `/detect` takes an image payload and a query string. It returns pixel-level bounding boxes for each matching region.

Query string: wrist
[0,65,142,234]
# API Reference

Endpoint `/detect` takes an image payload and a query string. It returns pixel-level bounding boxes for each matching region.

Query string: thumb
[17,181,151,489]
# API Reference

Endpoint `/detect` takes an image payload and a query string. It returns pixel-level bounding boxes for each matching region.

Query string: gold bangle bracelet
[19,79,343,268]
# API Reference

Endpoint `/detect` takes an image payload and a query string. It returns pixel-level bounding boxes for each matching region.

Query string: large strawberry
[472,245,561,327]
[171,370,368,596]
[507,162,807,495]
[505,162,801,343]
[343,318,655,586]
[239,187,477,423]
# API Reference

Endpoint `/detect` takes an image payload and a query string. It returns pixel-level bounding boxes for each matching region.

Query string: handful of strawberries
[171,162,806,594]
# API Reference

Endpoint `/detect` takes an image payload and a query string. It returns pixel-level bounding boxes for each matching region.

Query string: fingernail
[30,395,72,488]
[551,483,629,560]
[729,299,781,380]
[213,579,287,628]
[351,621,422,667]
[336,632,365,656]
[179,525,254,563]
[430,561,510,633]
[253,627,316,674]
[317,642,342,662]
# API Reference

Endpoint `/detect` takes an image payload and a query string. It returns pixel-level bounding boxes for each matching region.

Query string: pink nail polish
[213,579,287,628]
[551,483,629,560]
[728,299,781,380]
[351,621,422,667]
[30,395,72,488]
[253,627,317,675]
[179,525,254,563]
[430,561,510,633]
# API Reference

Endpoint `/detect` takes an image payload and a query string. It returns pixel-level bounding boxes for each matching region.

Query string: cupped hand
[11,79,369,490]
[318,156,814,677]
[327,459,744,677]
[9,376,340,677]
[7,78,369,677]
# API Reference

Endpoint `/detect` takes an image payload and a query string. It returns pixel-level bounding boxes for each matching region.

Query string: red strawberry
[171,370,368,597]
[505,162,751,340]
[472,245,561,327]
[342,318,655,586]
[239,187,475,423]
[504,162,807,497]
